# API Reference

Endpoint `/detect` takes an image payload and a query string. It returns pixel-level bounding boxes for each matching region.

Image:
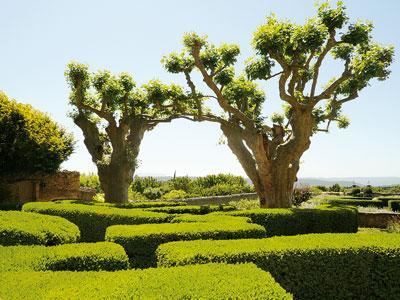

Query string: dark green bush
[157,233,400,299]
[375,196,400,206]
[144,204,235,215]
[389,200,400,212]
[0,202,23,211]
[0,242,128,271]
[327,199,384,208]
[226,206,358,236]
[22,202,172,242]
[292,186,312,206]
[0,211,79,246]
[106,220,266,267]
[0,263,291,299]
[96,201,185,209]
[171,213,252,224]
[0,91,74,177]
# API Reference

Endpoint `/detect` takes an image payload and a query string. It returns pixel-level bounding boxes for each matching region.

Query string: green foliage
[0,211,79,246]
[226,205,358,236]
[131,176,161,194]
[0,92,74,177]
[228,199,260,210]
[0,242,128,271]
[348,187,361,196]
[157,233,400,299]
[106,219,266,267]
[327,198,384,208]
[0,263,291,299]
[22,202,172,242]
[161,189,188,200]
[375,196,400,206]
[329,183,342,192]
[144,205,235,215]
[389,200,400,212]
[80,173,101,193]
[96,201,185,209]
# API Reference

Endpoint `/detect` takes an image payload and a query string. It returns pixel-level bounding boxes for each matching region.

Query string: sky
[1,0,399,178]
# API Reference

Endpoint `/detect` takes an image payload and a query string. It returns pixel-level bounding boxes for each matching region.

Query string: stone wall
[0,171,87,203]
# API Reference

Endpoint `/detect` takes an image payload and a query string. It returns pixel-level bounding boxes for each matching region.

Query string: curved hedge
[389,200,400,212]
[171,213,252,224]
[0,211,80,246]
[0,242,128,271]
[375,196,400,207]
[106,220,266,267]
[144,204,235,214]
[225,205,358,236]
[22,202,172,242]
[327,199,385,208]
[157,233,400,299]
[0,263,291,299]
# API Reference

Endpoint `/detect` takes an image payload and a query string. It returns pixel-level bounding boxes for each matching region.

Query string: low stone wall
[358,211,400,228]
[177,193,258,205]
[0,171,85,203]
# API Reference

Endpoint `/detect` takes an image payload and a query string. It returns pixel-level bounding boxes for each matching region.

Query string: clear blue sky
[1,0,399,178]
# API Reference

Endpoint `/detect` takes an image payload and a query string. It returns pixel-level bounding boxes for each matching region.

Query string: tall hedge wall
[157,233,400,299]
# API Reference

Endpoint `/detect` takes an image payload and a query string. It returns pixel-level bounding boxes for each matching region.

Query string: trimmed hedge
[0,242,128,271]
[225,206,358,236]
[144,204,235,214]
[22,202,172,242]
[0,202,23,211]
[0,211,80,246]
[389,200,400,212]
[106,220,266,267]
[157,233,400,299]
[0,263,291,299]
[375,196,400,206]
[327,198,385,208]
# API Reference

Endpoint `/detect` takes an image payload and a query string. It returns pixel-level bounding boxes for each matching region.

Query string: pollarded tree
[65,62,195,203]
[162,2,394,208]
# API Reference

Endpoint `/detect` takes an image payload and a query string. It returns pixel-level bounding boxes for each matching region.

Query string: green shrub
[106,220,266,267]
[0,91,74,177]
[144,204,235,215]
[327,198,384,208]
[228,199,260,210]
[96,201,185,209]
[22,202,172,242]
[161,189,188,200]
[389,200,400,212]
[171,213,252,224]
[157,233,400,299]
[0,242,128,271]
[0,263,291,299]
[292,186,312,206]
[80,173,101,193]
[0,202,23,211]
[0,211,79,246]
[226,206,358,236]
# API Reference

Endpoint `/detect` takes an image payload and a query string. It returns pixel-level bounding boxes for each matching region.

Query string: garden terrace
[0,211,80,246]
[0,263,291,299]
[157,233,400,299]
[0,242,129,271]
[22,202,172,242]
[105,220,266,267]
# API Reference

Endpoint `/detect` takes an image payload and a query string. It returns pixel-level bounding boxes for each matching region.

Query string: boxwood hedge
[327,198,385,208]
[106,220,266,267]
[389,200,400,212]
[171,213,252,224]
[54,199,186,209]
[0,211,80,246]
[0,263,291,299]
[157,233,400,299]
[0,242,128,271]
[225,205,358,236]
[22,202,172,242]
[144,204,235,214]
[375,196,400,207]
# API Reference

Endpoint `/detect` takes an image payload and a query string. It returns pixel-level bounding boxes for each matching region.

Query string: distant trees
[0,91,74,178]
[65,63,195,203]
[163,1,394,207]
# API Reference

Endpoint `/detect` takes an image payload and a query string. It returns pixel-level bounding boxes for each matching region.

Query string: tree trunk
[98,161,133,203]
